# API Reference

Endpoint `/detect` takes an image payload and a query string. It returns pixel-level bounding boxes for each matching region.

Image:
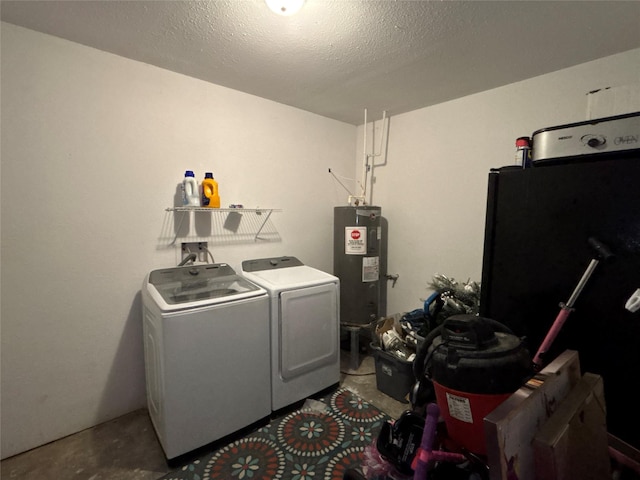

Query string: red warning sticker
[345,227,366,254]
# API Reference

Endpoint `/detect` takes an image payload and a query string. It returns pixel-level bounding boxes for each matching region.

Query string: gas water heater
[333,206,383,327]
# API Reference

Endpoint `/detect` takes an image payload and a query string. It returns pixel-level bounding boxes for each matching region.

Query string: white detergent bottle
[182,170,200,206]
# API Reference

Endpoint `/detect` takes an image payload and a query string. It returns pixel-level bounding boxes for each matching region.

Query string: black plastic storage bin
[371,344,414,403]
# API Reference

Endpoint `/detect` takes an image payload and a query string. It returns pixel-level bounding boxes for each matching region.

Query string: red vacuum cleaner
[422,314,531,456]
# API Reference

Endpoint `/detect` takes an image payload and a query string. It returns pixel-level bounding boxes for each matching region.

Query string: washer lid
[146,263,265,309]
[242,263,338,291]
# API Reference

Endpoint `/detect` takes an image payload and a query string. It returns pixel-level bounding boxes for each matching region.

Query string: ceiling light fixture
[265,0,305,16]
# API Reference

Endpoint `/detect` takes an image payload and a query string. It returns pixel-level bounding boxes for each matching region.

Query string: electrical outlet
[181,242,208,263]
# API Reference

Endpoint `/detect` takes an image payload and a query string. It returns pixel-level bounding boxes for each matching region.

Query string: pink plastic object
[532,306,573,369]
[533,237,615,371]
[412,403,466,480]
[361,442,410,479]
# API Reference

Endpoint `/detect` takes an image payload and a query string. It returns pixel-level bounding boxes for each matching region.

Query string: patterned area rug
[158,387,391,480]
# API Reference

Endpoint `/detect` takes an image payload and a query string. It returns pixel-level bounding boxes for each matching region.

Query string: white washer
[142,263,271,460]
[241,256,340,411]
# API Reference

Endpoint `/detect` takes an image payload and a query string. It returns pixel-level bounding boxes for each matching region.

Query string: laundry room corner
[2,1,640,475]
[0,22,356,459]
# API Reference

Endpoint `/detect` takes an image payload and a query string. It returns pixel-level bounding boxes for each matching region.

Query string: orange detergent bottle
[201,172,220,208]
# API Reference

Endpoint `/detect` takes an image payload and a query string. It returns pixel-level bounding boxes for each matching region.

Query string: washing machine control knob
[189,268,199,275]
[270,259,279,266]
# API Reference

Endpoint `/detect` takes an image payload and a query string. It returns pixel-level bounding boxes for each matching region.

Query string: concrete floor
[0,351,410,480]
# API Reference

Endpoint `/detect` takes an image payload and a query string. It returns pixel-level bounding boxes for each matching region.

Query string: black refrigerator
[479,153,640,453]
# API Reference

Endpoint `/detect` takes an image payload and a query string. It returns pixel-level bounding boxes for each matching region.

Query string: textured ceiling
[2,0,640,125]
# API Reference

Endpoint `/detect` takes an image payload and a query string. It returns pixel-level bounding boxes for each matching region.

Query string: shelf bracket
[255,209,273,241]
[169,210,188,246]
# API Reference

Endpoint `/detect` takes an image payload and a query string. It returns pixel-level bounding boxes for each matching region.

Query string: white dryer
[241,256,340,411]
[142,263,271,460]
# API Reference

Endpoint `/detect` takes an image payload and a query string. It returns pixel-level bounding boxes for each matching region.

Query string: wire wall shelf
[159,208,282,247]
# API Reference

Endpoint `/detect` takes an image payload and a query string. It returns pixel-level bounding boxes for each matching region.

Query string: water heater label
[362,256,379,282]
[345,227,367,254]
[445,392,473,424]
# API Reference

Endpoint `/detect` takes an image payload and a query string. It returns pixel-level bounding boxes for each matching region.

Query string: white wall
[0,23,356,459]
[357,48,640,315]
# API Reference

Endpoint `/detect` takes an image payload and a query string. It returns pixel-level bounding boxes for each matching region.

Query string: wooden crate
[533,372,609,480]
[484,350,581,480]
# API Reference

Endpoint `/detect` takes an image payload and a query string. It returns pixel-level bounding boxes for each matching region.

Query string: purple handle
[412,403,440,480]
[422,403,440,453]
[412,403,466,479]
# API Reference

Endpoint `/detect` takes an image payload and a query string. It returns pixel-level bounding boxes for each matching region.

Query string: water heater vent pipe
[360,109,388,205]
